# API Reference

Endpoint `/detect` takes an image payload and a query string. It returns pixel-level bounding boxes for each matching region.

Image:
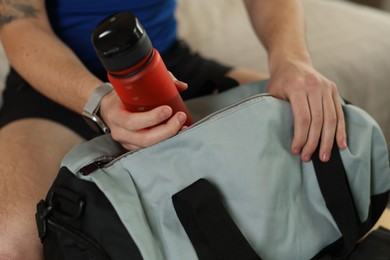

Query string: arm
[0,0,101,113]
[0,0,187,150]
[243,0,347,162]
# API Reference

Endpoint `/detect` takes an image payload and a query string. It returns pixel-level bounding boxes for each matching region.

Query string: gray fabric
[62,81,390,260]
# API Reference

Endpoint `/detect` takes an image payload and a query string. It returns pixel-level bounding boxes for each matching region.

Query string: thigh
[163,40,268,99]
[162,40,232,99]
[0,68,99,140]
[0,118,84,260]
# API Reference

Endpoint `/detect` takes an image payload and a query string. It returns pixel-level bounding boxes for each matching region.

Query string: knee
[0,215,43,260]
[0,246,22,260]
[0,240,42,260]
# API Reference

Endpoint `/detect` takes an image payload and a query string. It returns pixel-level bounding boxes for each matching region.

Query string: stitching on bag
[116,96,274,162]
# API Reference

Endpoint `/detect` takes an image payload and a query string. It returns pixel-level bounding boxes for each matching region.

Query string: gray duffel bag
[36,80,390,260]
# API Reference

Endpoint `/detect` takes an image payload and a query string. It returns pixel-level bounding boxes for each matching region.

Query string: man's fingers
[333,90,347,149]
[300,92,323,162]
[136,112,187,147]
[291,83,344,162]
[112,111,187,149]
[289,93,311,156]
[118,106,173,131]
[169,71,188,91]
[318,90,337,162]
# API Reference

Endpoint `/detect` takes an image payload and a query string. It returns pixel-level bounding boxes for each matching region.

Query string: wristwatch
[82,82,114,134]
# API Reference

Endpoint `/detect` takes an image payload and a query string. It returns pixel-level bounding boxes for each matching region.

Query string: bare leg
[0,119,84,260]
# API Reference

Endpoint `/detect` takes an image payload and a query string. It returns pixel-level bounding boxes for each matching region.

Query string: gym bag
[36,80,390,259]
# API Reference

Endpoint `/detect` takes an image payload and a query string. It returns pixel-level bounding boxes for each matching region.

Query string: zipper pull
[79,157,115,175]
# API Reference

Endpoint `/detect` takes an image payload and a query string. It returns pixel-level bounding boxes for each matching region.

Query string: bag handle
[172,179,262,260]
[172,144,357,259]
[312,143,359,258]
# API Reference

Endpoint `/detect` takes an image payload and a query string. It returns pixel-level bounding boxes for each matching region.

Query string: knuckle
[110,128,122,142]
[305,75,321,91]
[122,143,133,151]
[311,114,323,125]
[325,115,337,126]
[321,143,333,153]
[306,74,320,87]
[105,109,116,125]
[290,77,305,91]
[305,138,320,153]
[137,135,153,148]
[124,117,137,130]
[294,139,306,149]
[298,115,311,125]
[110,133,118,141]
[327,81,338,95]
[292,132,307,147]
[329,81,337,90]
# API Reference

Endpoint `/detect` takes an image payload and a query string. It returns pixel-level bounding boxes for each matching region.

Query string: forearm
[244,0,347,163]
[244,0,311,72]
[1,20,102,114]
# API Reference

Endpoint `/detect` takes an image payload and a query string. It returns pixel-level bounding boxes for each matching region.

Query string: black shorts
[0,40,236,140]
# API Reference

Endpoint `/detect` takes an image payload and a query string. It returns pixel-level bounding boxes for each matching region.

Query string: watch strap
[83,83,114,134]
[84,82,114,115]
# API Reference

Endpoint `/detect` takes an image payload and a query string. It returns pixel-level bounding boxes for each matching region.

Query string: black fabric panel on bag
[172,178,262,260]
[356,191,389,239]
[312,192,390,260]
[348,227,390,259]
[38,167,143,260]
[311,143,359,258]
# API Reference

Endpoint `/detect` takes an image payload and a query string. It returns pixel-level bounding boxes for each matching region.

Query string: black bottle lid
[92,12,153,72]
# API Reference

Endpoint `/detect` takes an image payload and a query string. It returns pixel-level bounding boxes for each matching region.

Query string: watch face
[82,111,110,134]
[84,117,102,133]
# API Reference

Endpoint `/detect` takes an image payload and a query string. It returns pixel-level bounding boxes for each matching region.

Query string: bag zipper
[79,156,117,175]
[79,93,271,175]
[190,93,271,127]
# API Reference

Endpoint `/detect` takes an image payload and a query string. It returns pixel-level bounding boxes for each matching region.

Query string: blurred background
[346,0,390,11]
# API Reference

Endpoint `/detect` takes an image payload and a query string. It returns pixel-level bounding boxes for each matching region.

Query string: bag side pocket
[36,167,143,260]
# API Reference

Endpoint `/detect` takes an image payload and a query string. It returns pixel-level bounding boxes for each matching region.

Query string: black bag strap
[172,143,358,259]
[312,143,359,258]
[172,179,262,260]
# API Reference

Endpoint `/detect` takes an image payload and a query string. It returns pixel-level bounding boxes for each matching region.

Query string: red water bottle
[92,12,192,126]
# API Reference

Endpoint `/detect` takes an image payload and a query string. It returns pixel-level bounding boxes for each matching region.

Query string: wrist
[82,82,114,134]
[268,50,312,74]
[99,90,117,124]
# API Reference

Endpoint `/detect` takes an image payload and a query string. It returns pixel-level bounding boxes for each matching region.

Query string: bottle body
[107,49,193,126]
[92,12,192,126]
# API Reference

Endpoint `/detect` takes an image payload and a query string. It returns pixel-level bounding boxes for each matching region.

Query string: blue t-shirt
[46,0,177,75]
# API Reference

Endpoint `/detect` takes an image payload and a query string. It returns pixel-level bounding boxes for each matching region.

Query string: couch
[176,0,390,149]
[1,0,390,149]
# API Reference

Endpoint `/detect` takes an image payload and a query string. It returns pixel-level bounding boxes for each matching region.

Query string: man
[0,0,346,259]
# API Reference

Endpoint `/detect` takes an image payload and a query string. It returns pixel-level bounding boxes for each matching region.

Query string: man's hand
[267,59,347,162]
[99,74,189,151]
[243,0,347,162]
